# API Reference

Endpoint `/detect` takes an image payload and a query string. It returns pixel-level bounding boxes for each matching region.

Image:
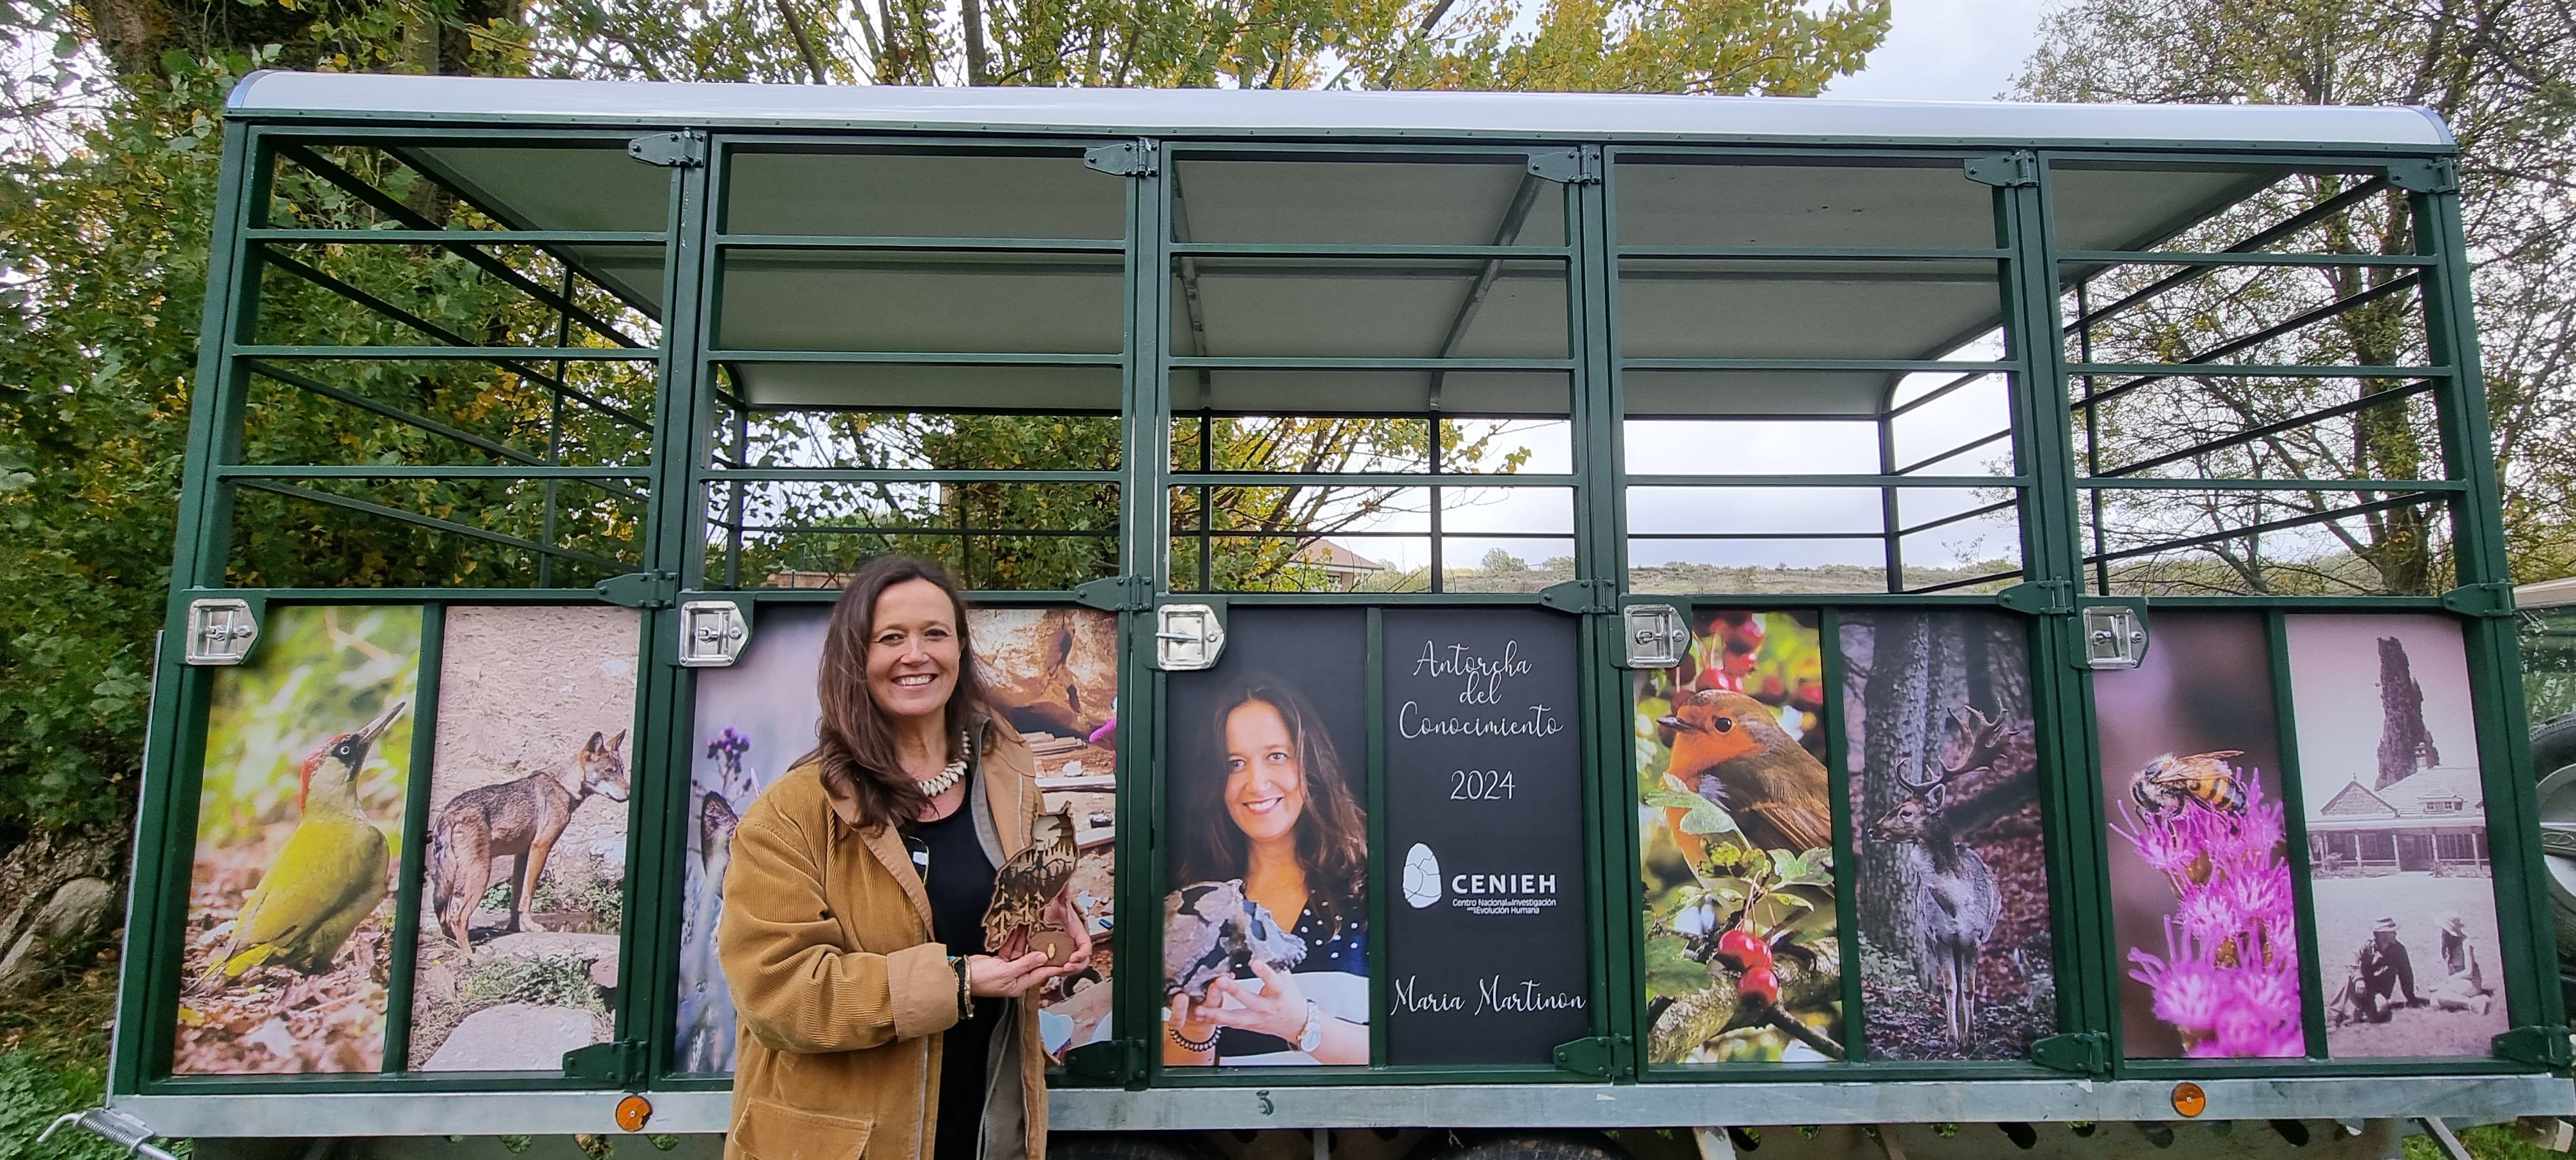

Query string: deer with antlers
[1865,705,2019,1047]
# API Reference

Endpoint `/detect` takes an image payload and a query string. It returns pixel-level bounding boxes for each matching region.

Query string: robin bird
[205,701,406,982]
[1660,689,1832,856]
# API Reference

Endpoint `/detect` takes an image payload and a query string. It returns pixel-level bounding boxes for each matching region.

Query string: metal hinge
[2388,158,2461,194]
[1995,579,2072,616]
[2494,1025,2574,1069]
[1073,574,1152,611]
[1062,1037,1148,1087]
[2442,581,2515,617]
[627,131,706,168]
[1537,578,1614,614]
[562,1039,649,1085]
[1552,1034,1632,1078]
[1084,139,1158,178]
[594,569,678,609]
[2028,1031,2110,1076]
[1528,148,1604,185]
[1965,152,2040,188]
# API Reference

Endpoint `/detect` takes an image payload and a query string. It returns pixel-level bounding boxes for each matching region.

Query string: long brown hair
[1178,677,1368,935]
[804,556,986,831]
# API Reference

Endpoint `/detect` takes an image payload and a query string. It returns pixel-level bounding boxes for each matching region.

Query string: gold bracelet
[951,955,971,1019]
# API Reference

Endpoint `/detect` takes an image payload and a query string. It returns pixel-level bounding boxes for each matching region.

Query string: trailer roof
[229,72,2453,149]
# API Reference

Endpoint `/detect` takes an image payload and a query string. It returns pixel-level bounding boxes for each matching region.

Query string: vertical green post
[2264,610,2332,1057]
[1116,135,1174,1083]
[1575,146,1641,1076]
[383,602,448,1072]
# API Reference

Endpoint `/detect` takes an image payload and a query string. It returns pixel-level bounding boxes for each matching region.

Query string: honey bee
[2129,751,2248,817]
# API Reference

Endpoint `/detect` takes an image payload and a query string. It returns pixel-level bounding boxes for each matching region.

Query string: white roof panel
[229,72,2452,149]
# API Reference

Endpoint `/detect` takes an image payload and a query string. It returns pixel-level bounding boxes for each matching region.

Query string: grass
[0,938,141,1160]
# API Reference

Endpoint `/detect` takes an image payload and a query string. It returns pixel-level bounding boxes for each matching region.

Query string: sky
[1823,0,2058,103]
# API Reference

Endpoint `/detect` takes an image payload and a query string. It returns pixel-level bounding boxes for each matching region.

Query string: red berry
[1738,966,1779,1007]
[1715,928,1765,970]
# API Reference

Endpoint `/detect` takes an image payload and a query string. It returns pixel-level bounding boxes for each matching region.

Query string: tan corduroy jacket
[719,714,1049,1160]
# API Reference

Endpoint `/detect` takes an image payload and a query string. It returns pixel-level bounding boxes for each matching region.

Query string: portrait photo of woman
[1163,673,1372,1066]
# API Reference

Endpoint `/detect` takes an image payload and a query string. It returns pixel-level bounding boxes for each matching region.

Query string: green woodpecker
[210,701,407,979]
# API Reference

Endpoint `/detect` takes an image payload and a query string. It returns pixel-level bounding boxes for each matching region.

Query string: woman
[1164,677,1370,1065]
[722,557,1089,1160]
[2430,913,2496,1016]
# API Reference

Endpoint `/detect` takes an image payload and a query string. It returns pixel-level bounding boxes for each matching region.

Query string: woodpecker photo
[206,701,408,981]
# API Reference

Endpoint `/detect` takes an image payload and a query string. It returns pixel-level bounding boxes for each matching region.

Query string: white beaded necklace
[916,728,970,798]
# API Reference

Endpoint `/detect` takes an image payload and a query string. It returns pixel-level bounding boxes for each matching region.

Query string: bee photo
[2128,751,2248,818]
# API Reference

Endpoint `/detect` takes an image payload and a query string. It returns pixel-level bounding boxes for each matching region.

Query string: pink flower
[2119,765,2308,1058]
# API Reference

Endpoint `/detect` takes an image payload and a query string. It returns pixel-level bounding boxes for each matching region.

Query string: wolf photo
[408,606,640,1071]
[2285,613,2508,1057]
[177,604,421,1075]
[1841,609,2055,1062]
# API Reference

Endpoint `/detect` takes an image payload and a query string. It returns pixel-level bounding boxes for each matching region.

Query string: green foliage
[0,1050,120,1160]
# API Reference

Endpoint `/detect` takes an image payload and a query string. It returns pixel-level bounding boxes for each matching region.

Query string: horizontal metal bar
[1618,244,2007,261]
[238,344,663,361]
[1168,242,1570,259]
[1169,356,1575,370]
[709,348,1121,365]
[247,228,666,245]
[2080,476,2462,492]
[1174,530,1565,539]
[1894,429,2011,475]
[717,233,1126,252]
[1165,473,1581,487]
[272,144,653,347]
[2070,273,2426,409]
[2063,175,2395,333]
[2058,248,2435,268]
[1627,473,2021,487]
[705,468,1122,484]
[1897,496,2020,536]
[1630,530,1884,540]
[234,480,632,571]
[243,356,652,438]
[2092,378,2439,478]
[1908,567,2025,594]
[218,464,652,480]
[1625,358,2016,372]
[2066,362,2446,378]
[2086,492,2436,564]
[1885,369,2000,418]
[192,587,618,602]
[742,524,1113,537]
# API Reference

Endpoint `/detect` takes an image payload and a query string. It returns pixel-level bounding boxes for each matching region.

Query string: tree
[2017,0,2576,592]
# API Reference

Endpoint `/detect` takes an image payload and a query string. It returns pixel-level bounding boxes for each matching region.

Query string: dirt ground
[2314,870,2508,1057]
[408,606,640,1067]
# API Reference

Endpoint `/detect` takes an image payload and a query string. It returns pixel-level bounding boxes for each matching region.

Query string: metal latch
[184,597,259,665]
[1153,604,1225,671]
[1621,604,1689,669]
[2080,605,2149,669]
[677,600,751,668]
[41,1107,178,1160]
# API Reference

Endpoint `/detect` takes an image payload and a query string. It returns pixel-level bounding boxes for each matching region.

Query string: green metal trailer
[65,70,2576,1160]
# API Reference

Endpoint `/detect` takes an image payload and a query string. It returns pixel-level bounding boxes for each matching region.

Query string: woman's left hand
[1042,890,1093,978]
[1199,959,1309,1042]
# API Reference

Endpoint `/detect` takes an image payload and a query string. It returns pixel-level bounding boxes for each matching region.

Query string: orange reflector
[2171,1081,2207,1118]
[616,1094,653,1132]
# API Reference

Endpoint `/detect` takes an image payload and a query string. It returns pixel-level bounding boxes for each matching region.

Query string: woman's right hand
[966,951,1055,998]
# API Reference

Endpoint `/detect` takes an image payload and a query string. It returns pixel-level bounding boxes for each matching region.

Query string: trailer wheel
[1410,1131,1630,1160]
[1051,1134,1219,1160]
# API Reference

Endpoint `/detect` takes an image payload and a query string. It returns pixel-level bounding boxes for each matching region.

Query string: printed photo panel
[1841,609,2056,1061]
[1162,608,1372,1067]
[2094,611,2305,1058]
[178,604,422,1074]
[2285,614,2508,1057]
[1636,609,1844,1064]
[1382,607,1588,1065]
[678,603,1121,1073]
[408,606,641,1071]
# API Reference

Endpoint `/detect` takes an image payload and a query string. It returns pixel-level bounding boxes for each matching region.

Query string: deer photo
[1866,705,2014,1046]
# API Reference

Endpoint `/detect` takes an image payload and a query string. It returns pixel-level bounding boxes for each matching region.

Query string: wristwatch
[1296,1000,1324,1054]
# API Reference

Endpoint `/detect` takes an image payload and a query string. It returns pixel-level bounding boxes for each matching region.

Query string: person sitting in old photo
[2331,917,2421,1025]
[2428,914,2496,1016]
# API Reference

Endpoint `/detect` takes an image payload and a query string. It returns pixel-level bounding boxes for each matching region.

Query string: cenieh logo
[1448,872,1558,896]
[1402,843,1442,908]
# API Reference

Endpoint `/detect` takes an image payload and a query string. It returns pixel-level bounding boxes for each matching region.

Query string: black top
[914,778,1003,1160]
[1213,904,1367,1061]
